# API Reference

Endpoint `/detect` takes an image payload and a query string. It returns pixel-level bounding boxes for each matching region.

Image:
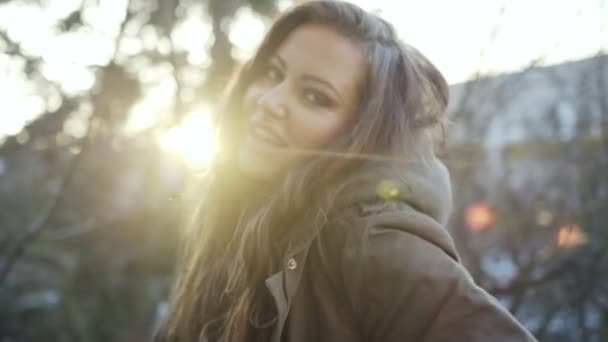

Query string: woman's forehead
[272,23,365,90]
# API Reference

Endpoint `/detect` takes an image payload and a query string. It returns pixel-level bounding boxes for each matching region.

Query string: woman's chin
[237,147,280,183]
[237,134,289,182]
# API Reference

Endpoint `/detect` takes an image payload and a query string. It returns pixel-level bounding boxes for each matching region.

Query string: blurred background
[0,0,606,341]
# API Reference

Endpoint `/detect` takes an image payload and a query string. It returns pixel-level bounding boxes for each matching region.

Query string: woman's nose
[256,85,288,119]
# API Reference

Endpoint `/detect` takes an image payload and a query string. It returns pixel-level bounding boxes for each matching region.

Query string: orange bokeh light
[556,224,587,248]
[466,202,496,231]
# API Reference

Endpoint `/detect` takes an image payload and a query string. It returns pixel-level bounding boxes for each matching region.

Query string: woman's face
[238,23,365,181]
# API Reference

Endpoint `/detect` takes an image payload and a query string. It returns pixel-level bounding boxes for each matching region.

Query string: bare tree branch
[0,117,95,285]
[40,219,97,241]
[490,261,569,296]
[0,0,135,285]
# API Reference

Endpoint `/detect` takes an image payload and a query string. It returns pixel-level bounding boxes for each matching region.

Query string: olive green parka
[263,158,537,342]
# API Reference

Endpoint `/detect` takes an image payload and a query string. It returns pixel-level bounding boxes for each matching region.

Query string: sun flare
[160,108,216,168]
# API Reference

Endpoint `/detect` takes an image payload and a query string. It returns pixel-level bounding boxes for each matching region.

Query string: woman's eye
[264,65,282,81]
[304,90,333,107]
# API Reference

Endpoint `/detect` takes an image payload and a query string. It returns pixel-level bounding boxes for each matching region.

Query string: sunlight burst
[160,108,216,168]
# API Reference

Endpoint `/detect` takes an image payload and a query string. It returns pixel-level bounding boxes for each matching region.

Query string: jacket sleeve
[340,223,538,342]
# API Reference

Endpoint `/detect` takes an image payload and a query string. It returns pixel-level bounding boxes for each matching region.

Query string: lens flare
[556,224,587,249]
[376,179,399,200]
[160,108,216,168]
[466,202,496,231]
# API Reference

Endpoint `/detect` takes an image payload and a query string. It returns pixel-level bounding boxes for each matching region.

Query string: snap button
[287,257,297,270]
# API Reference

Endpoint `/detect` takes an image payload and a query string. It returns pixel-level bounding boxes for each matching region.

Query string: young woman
[156,1,537,341]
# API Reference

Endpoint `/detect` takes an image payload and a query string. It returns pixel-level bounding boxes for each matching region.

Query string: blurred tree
[0,0,284,340]
[447,53,608,341]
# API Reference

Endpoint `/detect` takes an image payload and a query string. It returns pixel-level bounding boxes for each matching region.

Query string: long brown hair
[157,1,449,341]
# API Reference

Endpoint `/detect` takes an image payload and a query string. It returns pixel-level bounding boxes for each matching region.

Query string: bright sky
[0,0,606,142]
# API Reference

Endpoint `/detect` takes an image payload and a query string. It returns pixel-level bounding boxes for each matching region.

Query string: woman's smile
[246,122,288,148]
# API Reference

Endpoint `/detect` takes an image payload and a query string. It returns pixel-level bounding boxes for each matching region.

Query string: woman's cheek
[289,112,338,149]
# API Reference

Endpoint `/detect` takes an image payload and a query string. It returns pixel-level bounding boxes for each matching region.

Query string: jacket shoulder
[316,206,536,342]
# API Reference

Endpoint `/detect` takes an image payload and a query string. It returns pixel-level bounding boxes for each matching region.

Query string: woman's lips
[249,125,287,147]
